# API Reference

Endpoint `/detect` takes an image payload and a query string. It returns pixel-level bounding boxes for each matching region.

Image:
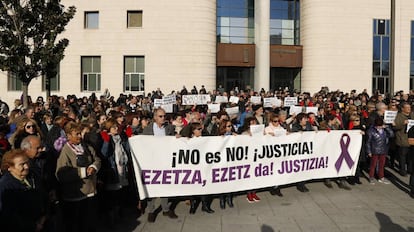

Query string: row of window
[217,0,300,45]
[85,11,143,29]
[8,57,145,93]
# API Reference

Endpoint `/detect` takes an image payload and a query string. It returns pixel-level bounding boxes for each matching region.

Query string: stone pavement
[102,168,414,232]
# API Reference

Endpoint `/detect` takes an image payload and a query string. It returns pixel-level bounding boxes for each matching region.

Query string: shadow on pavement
[261,224,275,232]
[375,212,414,232]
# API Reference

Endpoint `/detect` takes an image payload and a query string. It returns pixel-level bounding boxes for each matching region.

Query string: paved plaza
[101,167,414,232]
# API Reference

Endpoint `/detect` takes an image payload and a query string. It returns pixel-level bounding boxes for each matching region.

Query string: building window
[270,0,300,45]
[42,63,60,91]
[411,21,414,90]
[127,11,143,28]
[81,56,101,91]
[372,19,390,94]
[85,11,99,29]
[7,72,22,91]
[124,56,145,91]
[217,0,255,44]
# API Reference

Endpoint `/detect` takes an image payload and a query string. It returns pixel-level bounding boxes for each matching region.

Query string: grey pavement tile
[181,223,221,232]
[336,224,380,232]
[221,214,258,225]
[222,223,262,232]
[184,213,222,225]
[294,215,341,232]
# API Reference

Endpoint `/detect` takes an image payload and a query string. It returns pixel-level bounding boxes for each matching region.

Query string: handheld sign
[284,97,298,107]
[384,111,397,124]
[207,104,220,113]
[229,96,239,104]
[250,96,261,104]
[215,96,228,104]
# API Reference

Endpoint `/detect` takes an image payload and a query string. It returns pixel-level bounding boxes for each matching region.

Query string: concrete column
[254,0,270,91]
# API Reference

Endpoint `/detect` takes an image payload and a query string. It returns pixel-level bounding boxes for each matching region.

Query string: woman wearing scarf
[56,121,101,232]
[100,118,131,227]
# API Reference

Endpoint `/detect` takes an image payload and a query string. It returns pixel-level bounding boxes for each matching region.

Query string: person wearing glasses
[265,114,287,196]
[217,119,237,209]
[10,118,42,149]
[142,108,178,223]
[183,122,215,214]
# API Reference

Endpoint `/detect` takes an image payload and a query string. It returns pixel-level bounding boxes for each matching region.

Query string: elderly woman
[56,121,101,232]
[0,149,46,231]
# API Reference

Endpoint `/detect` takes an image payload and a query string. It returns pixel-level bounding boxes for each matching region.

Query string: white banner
[215,96,228,104]
[306,107,319,115]
[263,97,281,108]
[289,106,303,115]
[162,94,176,105]
[182,95,211,105]
[129,131,362,199]
[407,119,414,133]
[384,110,397,124]
[250,96,262,105]
[207,104,220,113]
[229,96,239,104]
[225,106,239,115]
[284,97,298,107]
[153,99,163,108]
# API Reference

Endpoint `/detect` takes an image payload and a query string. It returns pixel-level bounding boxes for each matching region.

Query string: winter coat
[366,126,394,155]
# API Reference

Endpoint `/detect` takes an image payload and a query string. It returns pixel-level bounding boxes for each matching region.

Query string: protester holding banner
[265,113,286,197]
[290,113,314,192]
[348,114,365,185]
[320,114,351,190]
[184,122,215,214]
[239,117,262,202]
[218,119,237,208]
[142,108,178,222]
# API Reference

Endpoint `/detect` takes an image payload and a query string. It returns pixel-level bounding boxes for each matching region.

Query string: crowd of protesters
[0,85,413,231]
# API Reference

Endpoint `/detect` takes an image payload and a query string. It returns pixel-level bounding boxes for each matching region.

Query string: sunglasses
[226,125,232,128]
[158,115,165,118]
[273,120,279,123]
[25,125,34,129]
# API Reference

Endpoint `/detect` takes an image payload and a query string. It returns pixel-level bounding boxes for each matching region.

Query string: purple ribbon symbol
[335,133,354,172]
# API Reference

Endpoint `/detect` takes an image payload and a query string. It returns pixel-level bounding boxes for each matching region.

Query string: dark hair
[374,117,384,127]
[295,113,308,123]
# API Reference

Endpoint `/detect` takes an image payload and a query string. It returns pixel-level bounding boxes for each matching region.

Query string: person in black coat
[0,149,46,232]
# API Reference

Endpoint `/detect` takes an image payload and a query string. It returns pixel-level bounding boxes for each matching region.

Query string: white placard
[250,124,265,136]
[284,97,298,107]
[407,119,414,133]
[225,106,239,115]
[289,106,303,115]
[306,107,318,115]
[154,99,163,108]
[215,96,228,104]
[207,104,220,113]
[250,96,261,104]
[273,128,287,137]
[384,111,398,124]
[182,95,211,105]
[161,104,173,113]
[229,96,239,104]
[263,97,281,108]
[163,94,176,105]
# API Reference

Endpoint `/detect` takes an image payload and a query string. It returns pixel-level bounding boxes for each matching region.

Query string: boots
[220,196,226,209]
[201,200,214,213]
[226,195,234,208]
[189,199,197,214]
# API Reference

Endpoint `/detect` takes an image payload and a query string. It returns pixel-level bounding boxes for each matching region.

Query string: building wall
[0,0,217,104]
[301,0,390,94]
